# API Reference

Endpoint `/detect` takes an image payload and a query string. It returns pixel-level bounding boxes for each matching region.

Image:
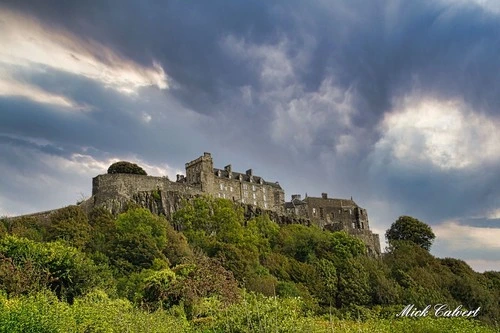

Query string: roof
[213,168,282,189]
[304,196,359,207]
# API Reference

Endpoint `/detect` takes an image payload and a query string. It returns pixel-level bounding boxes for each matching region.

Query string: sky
[1,0,499,272]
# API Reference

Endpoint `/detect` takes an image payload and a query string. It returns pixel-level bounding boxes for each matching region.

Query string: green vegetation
[386,215,436,251]
[0,198,498,332]
[107,161,147,175]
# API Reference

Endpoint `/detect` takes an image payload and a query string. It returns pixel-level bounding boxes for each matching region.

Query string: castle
[88,152,381,256]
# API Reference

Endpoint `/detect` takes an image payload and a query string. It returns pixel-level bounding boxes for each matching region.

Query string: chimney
[322,193,328,199]
[291,194,301,200]
[176,174,184,182]
[225,164,232,173]
[246,169,253,176]
[203,152,211,157]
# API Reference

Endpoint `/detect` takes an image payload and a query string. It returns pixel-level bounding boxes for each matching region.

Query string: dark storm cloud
[2,0,500,269]
[0,64,209,166]
[5,0,499,220]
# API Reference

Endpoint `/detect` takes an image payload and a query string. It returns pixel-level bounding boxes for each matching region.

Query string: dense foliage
[107,161,147,175]
[386,215,436,251]
[0,199,498,332]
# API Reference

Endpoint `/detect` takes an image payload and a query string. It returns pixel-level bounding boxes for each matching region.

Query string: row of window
[218,182,268,194]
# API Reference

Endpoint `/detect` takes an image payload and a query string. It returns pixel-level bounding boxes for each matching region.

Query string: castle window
[242,198,245,203]
[218,193,221,198]
[264,202,268,209]
[230,186,233,192]
[349,209,352,215]
[223,193,226,199]
[263,195,267,201]
[219,184,224,190]
[360,222,364,229]
[252,185,256,191]
[253,200,257,206]
[252,193,256,199]
[352,221,356,229]
[243,184,248,190]
[263,187,266,193]
[244,191,248,198]
[312,208,317,216]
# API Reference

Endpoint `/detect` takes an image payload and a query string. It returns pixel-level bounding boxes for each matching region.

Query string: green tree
[109,208,168,273]
[0,235,113,302]
[107,161,147,175]
[46,206,91,249]
[385,216,435,251]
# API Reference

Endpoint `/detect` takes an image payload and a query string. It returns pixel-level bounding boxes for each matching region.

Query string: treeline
[0,197,498,332]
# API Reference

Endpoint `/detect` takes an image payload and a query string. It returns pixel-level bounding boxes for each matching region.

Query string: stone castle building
[285,193,380,256]
[20,152,381,256]
[180,152,285,212]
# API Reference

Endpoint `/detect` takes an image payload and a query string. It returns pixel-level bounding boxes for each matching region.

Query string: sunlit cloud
[0,6,168,98]
[0,72,87,110]
[374,96,500,170]
[434,220,500,250]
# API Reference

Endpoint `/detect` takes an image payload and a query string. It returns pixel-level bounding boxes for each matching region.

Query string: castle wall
[91,173,201,216]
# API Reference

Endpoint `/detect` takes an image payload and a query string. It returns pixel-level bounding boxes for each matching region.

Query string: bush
[107,161,147,175]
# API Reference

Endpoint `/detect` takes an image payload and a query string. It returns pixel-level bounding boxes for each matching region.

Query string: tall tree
[385,216,435,251]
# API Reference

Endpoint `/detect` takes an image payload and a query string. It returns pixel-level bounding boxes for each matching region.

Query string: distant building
[285,193,380,256]
[180,152,285,213]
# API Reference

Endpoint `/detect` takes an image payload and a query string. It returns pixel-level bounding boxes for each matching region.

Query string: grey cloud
[2,0,500,270]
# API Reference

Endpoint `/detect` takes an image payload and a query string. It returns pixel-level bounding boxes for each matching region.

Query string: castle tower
[185,152,215,193]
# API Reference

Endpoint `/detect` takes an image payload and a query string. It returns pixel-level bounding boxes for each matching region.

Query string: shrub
[107,161,147,175]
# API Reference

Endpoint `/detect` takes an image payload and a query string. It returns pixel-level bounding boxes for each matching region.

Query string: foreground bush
[0,290,190,333]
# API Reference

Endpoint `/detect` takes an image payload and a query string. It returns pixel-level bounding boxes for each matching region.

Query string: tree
[386,216,435,251]
[107,161,147,175]
[46,206,91,249]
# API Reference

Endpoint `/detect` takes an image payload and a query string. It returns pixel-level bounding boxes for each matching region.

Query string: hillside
[0,197,498,332]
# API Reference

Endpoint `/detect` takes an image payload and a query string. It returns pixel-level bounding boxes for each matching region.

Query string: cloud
[0,6,167,98]
[374,96,500,170]
[2,0,500,271]
[465,259,500,273]
[434,220,500,250]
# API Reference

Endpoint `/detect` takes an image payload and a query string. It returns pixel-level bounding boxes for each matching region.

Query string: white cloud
[434,220,500,250]
[0,6,168,101]
[374,96,500,170]
[466,259,500,273]
[0,72,88,110]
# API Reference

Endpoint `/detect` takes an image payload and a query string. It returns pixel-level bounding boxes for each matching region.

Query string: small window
[253,200,257,206]
[244,191,248,198]
[242,198,245,203]
[360,222,364,229]
[263,187,266,193]
[219,184,224,190]
[243,184,248,190]
[252,185,256,191]
[252,193,256,199]
[264,202,268,209]
[263,195,267,201]
[230,186,233,192]
[312,208,317,216]
[352,221,356,229]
